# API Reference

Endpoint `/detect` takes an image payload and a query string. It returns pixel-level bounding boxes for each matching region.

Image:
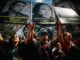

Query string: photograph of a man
[0,1,30,24]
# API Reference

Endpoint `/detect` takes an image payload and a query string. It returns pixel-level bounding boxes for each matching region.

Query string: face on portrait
[12,2,26,13]
[38,4,52,18]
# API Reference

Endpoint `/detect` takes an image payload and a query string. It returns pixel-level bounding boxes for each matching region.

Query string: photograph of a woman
[33,3,55,24]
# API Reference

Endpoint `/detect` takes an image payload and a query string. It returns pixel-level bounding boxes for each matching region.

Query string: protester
[18,21,40,60]
[0,32,22,60]
[57,19,80,60]
[5,31,22,60]
[39,29,53,60]
[52,42,65,60]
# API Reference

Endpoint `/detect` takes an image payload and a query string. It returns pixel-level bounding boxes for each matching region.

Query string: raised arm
[24,21,32,44]
[24,21,38,44]
[56,19,63,44]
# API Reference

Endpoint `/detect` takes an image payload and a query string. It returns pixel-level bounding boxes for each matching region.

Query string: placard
[0,0,31,24]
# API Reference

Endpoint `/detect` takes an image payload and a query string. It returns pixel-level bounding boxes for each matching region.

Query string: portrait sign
[54,7,80,24]
[32,2,56,24]
[0,0,31,24]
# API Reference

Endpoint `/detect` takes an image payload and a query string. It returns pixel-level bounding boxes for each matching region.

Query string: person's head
[9,31,20,46]
[41,30,49,41]
[56,42,62,50]
[9,1,26,12]
[33,3,52,18]
[63,32,72,44]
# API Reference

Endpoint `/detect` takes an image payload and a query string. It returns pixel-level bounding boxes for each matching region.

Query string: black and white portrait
[0,0,31,24]
[32,3,56,24]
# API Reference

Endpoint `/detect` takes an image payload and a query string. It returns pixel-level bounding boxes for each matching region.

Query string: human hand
[0,33,3,41]
[29,21,35,28]
[56,20,61,26]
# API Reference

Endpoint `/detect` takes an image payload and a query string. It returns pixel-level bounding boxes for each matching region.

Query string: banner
[0,0,31,24]
[54,7,80,24]
[32,2,56,24]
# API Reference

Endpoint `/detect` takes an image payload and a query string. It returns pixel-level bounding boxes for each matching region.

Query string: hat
[63,32,72,37]
[41,30,48,35]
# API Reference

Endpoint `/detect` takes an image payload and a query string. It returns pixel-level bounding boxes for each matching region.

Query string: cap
[63,32,72,38]
[41,30,48,36]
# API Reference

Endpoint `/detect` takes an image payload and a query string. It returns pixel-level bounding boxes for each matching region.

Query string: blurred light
[35,0,42,2]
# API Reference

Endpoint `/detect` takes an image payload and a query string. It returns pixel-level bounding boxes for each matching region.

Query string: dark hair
[33,3,53,17]
[41,32,48,36]
[9,1,26,10]
[9,34,21,45]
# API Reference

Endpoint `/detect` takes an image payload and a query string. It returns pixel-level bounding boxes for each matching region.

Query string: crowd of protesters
[0,20,80,60]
